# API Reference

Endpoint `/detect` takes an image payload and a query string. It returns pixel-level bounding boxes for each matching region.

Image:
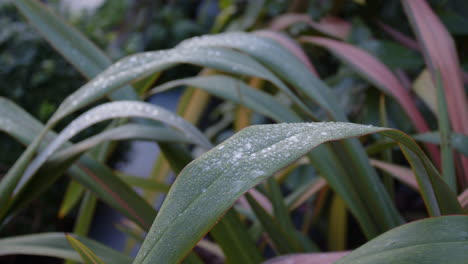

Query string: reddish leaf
[255,30,318,76]
[378,22,419,51]
[402,0,468,183]
[271,14,351,40]
[300,36,439,164]
[370,159,419,191]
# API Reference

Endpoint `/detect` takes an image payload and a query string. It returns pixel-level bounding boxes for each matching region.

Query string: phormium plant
[0,0,467,263]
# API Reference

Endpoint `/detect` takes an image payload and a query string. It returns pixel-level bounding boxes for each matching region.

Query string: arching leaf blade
[66,235,106,264]
[0,233,132,264]
[13,0,137,101]
[150,75,302,123]
[18,101,211,195]
[133,122,461,264]
[177,32,403,231]
[0,98,156,230]
[335,215,468,264]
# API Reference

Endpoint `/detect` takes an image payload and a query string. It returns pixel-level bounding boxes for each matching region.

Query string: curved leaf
[133,122,461,264]
[66,235,105,264]
[336,215,468,264]
[300,37,431,136]
[0,98,156,229]
[51,124,194,164]
[49,46,302,124]
[403,0,468,182]
[149,75,301,123]
[13,0,137,100]
[18,101,211,193]
[270,14,351,40]
[178,32,338,116]
[0,233,132,264]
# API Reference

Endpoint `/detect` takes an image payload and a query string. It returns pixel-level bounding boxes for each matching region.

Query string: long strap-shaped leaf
[0,233,132,264]
[49,46,305,125]
[402,0,468,185]
[177,31,403,233]
[0,98,155,229]
[17,101,211,194]
[51,124,194,164]
[178,32,338,116]
[149,75,302,123]
[66,235,105,264]
[149,76,386,237]
[133,122,461,264]
[335,215,468,264]
[300,36,440,166]
[13,0,137,101]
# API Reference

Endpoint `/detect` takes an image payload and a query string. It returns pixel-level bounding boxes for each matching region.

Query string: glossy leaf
[178,32,405,233]
[18,101,211,194]
[0,233,132,264]
[52,124,194,165]
[336,215,468,264]
[300,37,431,136]
[0,98,156,229]
[150,75,301,123]
[134,122,462,264]
[48,45,303,125]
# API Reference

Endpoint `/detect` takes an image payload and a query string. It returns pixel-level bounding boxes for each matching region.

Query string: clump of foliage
[0,1,467,264]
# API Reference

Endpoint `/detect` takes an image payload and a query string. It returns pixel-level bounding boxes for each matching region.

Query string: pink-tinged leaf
[378,22,420,51]
[402,0,468,182]
[271,14,351,40]
[458,188,468,209]
[237,188,273,214]
[289,177,327,211]
[255,30,318,76]
[300,36,439,165]
[379,21,468,87]
[263,251,350,264]
[370,159,419,191]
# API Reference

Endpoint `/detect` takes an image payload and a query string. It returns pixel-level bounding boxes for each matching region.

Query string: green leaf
[66,235,106,264]
[178,32,336,117]
[116,171,171,193]
[336,215,468,264]
[59,180,85,218]
[48,46,301,125]
[13,0,137,101]
[150,75,301,123]
[246,193,298,254]
[0,233,132,264]
[0,98,156,229]
[403,0,468,182]
[51,124,194,165]
[413,132,468,156]
[210,209,264,264]
[18,101,210,194]
[177,32,404,233]
[134,122,462,264]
